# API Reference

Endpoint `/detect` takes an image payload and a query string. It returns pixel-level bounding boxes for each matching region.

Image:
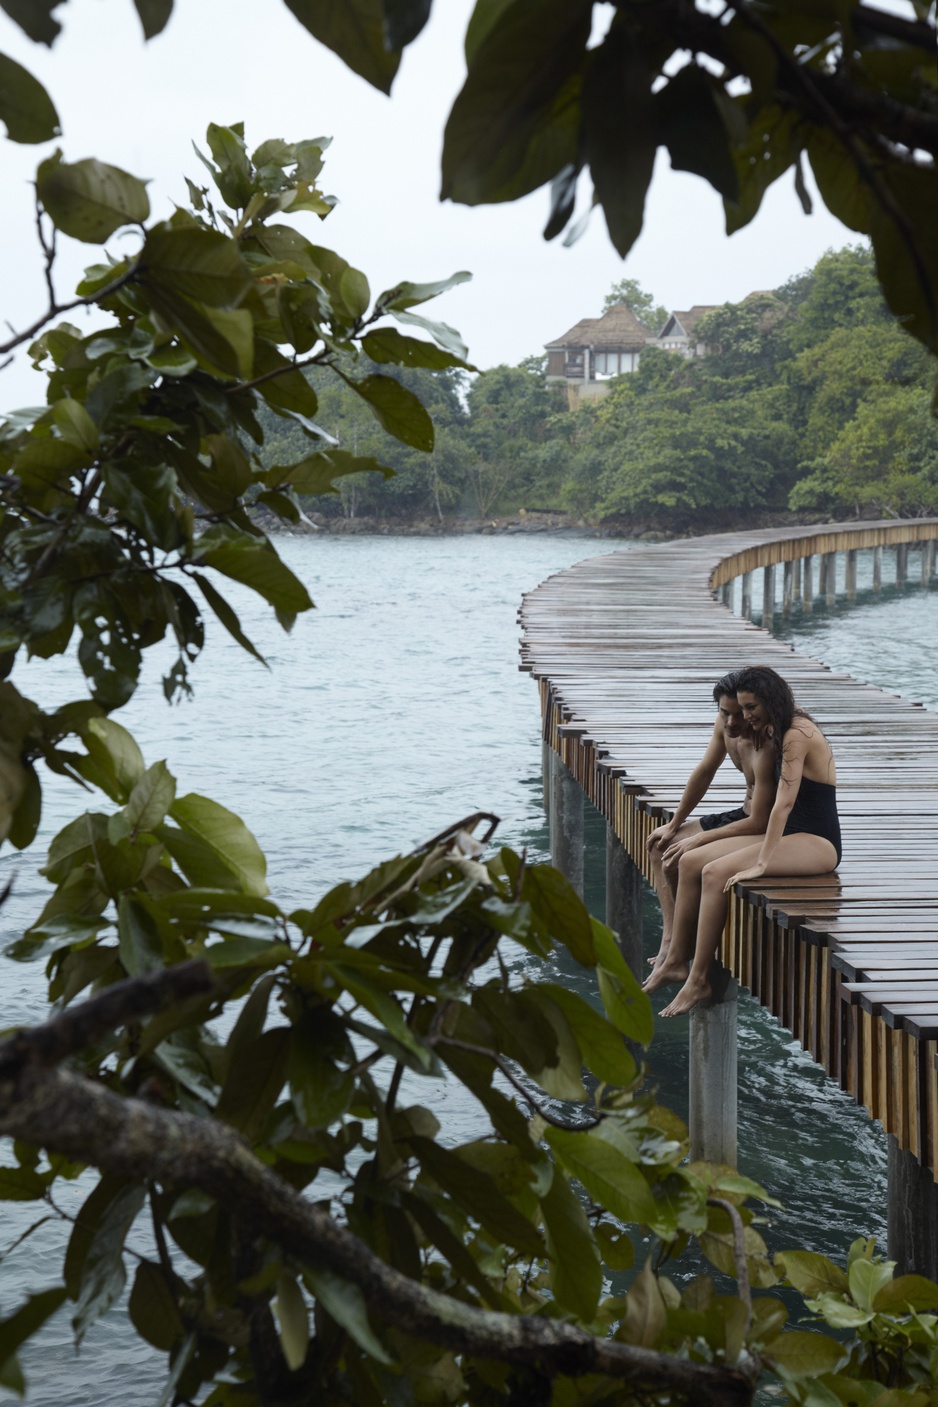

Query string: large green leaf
[170,792,269,897]
[0,51,60,143]
[725,105,800,235]
[581,23,657,258]
[37,152,150,243]
[199,529,314,617]
[361,327,472,370]
[775,1250,849,1297]
[655,64,739,203]
[592,920,654,1046]
[807,126,871,234]
[0,1,62,43]
[265,448,394,495]
[128,1262,184,1351]
[80,717,145,803]
[72,1183,146,1343]
[117,895,166,976]
[142,225,252,308]
[281,0,400,93]
[535,983,637,1086]
[251,340,320,416]
[345,374,434,451]
[442,0,592,205]
[191,573,267,665]
[870,162,938,353]
[303,1267,393,1362]
[216,1026,290,1138]
[763,1330,847,1377]
[0,1288,68,1380]
[144,282,254,379]
[546,1126,657,1224]
[0,1167,47,1202]
[521,863,595,965]
[132,0,174,39]
[409,1136,544,1255]
[383,0,431,50]
[123,759,176,835]
[540,1168,602,1321]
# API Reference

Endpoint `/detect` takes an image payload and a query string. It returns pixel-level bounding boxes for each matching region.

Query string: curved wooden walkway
[521,518,938,1174]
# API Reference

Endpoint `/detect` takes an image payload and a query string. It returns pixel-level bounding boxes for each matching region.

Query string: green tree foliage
[3,7,938,1405]
[602,278,668,332]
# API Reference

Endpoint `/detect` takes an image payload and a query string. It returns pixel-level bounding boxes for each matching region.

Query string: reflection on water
[4,534,924,1400]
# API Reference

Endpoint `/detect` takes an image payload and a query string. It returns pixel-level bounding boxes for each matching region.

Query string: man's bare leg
[660,834,838,1016]
[646,820,702,969]
[644,836,756,994]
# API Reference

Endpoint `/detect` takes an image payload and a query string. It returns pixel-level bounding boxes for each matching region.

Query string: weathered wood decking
[520,519,938,1173]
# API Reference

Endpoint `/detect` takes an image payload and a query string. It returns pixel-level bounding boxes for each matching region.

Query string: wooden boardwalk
[520,518,938,1174]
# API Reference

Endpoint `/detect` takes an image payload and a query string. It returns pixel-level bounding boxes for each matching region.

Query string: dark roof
[546,302,651,350]
[660,306,719,338]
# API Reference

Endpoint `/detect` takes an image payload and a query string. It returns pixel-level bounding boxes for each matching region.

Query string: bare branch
[434,1035,603,1131]
[0,961,214,1074]
[0,259,141,361]
[708,1197,752,1329]
[0,1060,755,1407]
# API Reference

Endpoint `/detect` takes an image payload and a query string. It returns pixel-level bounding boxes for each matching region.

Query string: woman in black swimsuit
[656,665,841,1016]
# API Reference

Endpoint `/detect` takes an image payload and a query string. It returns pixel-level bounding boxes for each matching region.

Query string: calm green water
[4,533,931,1402]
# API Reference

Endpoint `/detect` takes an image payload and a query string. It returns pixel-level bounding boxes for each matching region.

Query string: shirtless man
[644,672,776,980]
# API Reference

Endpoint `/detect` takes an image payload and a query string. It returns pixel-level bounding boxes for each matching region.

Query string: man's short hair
[712,671,741,704]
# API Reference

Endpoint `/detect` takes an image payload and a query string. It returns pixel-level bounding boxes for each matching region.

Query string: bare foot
[647,934,672,968]
[660,973,712,1017]
[642,958,688,994]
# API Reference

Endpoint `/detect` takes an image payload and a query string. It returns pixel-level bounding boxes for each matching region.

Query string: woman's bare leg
[660,834,838,1017]
[644,836,757,993]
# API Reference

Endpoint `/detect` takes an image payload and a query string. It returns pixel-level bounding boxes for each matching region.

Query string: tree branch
[0,1060,755,1407]
[0,260,140,360]
[0,972,756,1404]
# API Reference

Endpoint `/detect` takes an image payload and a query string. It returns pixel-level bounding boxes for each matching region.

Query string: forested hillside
[260,245,938,533]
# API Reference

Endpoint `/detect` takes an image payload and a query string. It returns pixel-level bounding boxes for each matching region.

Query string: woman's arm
[663,742,777,860]
[722,728,808,889]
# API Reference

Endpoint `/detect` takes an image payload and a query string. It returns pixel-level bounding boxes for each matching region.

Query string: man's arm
[661,740,776,858]
[647,719,727,849]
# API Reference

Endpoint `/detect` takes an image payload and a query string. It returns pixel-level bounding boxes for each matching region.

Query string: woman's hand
[723,861,767,893]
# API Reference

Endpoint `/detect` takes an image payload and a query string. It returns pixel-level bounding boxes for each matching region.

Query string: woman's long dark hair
[736,665,811,772]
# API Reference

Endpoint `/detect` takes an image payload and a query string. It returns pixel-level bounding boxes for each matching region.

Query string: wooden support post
[873,544,883,593]
[740,571,752,619]
[782,560,793,616]
[845,549,858,602]
[887,1135,938,1278]
[542,738,551,815]
[689,971,739,1165]
[762,564,775,630]
[897,542,908,586]
[823,551,837,605]
[550,751,584,896]
[605,826,643,981]
[802,555,814,612]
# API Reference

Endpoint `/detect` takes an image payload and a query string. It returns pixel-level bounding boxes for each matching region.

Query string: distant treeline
[257,245,938,533]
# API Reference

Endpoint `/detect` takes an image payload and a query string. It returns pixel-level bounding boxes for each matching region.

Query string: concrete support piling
[897,543,908,587]
[605,826,643,981]
[549,751,584,896]
[846,549,858,602]
[923,540,935,585]
[823,551,837,606]
[762,564,775,630]
[887,1136,938,1280]
[793,556,802,598]
[542,738,551,815]
[721,581,732,607]
[689,973,739,1165]
[782,560,793,616]
[873,544,883,593]
[741,571,752,620]
[803,555,814,611]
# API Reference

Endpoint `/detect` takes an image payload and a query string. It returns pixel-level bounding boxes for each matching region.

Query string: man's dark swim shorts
[699,806,749,832]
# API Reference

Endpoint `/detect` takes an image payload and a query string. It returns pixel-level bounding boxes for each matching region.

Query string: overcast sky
[1,0,871,411]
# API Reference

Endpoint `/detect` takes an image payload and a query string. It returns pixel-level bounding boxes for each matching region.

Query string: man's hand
[662,833,701,866]
[647,820,678,851]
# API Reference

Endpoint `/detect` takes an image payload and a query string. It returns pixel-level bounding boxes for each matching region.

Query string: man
[644,671,776,978]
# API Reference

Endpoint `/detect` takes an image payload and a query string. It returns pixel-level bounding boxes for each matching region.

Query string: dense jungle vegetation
[261,245,938,533]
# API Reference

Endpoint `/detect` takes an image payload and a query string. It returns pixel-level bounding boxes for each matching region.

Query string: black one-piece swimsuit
[782,775,842,865]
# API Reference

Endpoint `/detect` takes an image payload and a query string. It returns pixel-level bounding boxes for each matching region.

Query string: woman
[648,665,842,1017]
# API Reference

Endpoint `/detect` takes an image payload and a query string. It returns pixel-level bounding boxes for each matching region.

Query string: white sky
[1,0,866,411]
